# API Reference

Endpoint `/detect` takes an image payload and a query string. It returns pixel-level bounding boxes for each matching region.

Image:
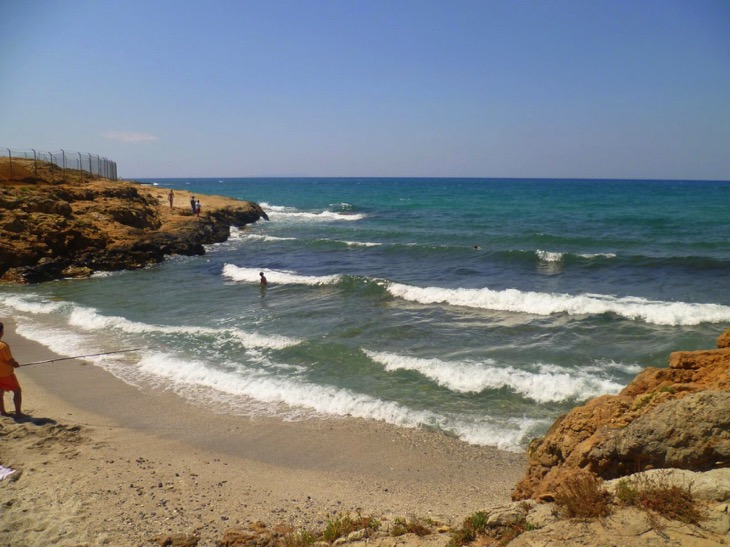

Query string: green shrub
[449,511,537,547]
[615,479,639,506]
[448,511,489,546]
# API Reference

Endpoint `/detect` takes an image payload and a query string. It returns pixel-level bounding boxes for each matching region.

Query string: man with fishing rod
[0,322,22,417]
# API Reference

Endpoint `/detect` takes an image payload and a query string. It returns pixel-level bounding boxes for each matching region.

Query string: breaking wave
[364,350,626,403]
[385,282,730,326]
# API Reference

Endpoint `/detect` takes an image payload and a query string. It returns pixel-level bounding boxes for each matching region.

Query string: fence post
[3,148,117,181]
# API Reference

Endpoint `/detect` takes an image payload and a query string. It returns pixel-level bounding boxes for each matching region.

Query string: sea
[2,178,729,452]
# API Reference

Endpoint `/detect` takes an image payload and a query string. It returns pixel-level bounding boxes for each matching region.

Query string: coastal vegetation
[262,470,714,547]
[614,473,706,526]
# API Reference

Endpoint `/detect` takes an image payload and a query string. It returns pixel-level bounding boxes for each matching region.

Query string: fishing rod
[19,347,150,368]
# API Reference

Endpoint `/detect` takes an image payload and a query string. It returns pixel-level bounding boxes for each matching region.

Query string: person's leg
[0,389,6,415]
[13,387,22,415]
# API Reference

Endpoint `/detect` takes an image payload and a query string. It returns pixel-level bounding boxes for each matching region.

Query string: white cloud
[102,131,159,143]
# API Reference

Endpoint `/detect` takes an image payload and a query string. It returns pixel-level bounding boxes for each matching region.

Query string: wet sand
[0,318,525,545]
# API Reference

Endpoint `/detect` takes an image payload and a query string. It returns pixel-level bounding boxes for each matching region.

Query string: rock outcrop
[512,328,730,502]
[0,158,267,283]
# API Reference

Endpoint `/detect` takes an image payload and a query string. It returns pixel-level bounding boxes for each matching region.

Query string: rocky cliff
[513,328,730,502]
[0,157,267,283]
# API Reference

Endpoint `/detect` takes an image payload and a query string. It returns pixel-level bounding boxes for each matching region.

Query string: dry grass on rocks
[553,471,612,519]
[614,472,706,525]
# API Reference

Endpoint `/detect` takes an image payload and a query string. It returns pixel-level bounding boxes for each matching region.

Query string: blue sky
[1,0,729,179]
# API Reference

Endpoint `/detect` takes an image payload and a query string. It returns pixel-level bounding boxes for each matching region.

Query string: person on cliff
[190,196,196,214]
[0,322,23,417]
[195,200,201,217]
[168,189,174,208]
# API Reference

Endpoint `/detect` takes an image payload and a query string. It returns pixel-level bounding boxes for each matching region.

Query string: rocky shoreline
[0,157,267,283]
[2,157,728,545]
[513,328,730,503]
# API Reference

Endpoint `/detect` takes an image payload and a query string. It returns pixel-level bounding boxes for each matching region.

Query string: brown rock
[718,327,730,348]
[0,157,267,283]
[513,333,730,501]
[588,391,730,476]
[60,266,94,279]
[508,506,726,547]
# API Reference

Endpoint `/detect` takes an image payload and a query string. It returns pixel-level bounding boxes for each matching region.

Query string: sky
[1,0,729,180]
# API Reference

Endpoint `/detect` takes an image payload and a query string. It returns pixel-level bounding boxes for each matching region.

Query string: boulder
[513,333,730,501]
[588,391,730,477]
[718,327,730,348]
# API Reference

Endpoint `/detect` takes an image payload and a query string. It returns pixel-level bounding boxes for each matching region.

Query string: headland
[0,157,267,283]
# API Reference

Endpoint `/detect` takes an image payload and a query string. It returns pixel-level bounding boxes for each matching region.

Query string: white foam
[578,252,617,259]
[241,233,297,242]
[275,210,366,222]
[258,202,290,212]
[454,416,550,450]
[226,227,297,243]
[7,302,539,451]
[536,250,563,262]
[67,305,300,349]
[223,264,341,286]
[339,240,382,247]
[385,282,730,326]
[15,322,98,362]
[582,359,643,375]
[258,203,365,222]
[134,352,536,451]
[1,295,67,315]
[364,350,623,403]
[229,330,301,351]
[89,270,120,278]
[224,226,243,241]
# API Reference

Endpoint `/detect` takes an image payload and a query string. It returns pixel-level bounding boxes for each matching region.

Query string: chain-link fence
[1,148,117,181]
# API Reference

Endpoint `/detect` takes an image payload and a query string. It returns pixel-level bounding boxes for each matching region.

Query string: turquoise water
[2,178,729,451]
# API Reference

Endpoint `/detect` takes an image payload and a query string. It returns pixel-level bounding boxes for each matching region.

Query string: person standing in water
[259,272,268,286]
[0,322,22,417]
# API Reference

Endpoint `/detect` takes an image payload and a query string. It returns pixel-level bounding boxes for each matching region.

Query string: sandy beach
[0,318,525,546]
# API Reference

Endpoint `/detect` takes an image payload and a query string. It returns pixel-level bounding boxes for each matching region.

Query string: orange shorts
[0,375,20,391]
